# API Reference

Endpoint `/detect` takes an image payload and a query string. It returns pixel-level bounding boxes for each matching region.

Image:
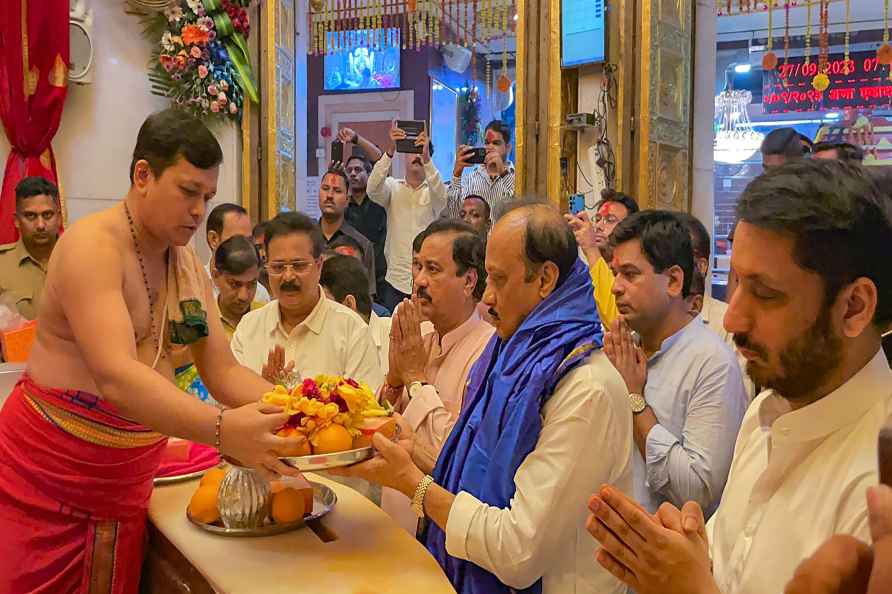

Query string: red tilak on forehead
[597,203,612,217]
[485,130,500,143]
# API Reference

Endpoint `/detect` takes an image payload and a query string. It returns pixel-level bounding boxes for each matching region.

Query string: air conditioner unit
[441,43,472,74]
[69,0,94,84]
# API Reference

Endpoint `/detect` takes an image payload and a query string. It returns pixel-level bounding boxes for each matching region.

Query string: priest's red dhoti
[0,375,166,594]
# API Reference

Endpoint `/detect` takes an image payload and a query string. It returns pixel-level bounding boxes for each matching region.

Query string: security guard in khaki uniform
[0,176,62,320]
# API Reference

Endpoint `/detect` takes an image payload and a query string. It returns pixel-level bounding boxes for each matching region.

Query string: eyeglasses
[595,214,621,225]
[266,260,315,276]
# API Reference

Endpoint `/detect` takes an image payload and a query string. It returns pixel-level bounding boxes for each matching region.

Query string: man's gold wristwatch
[628,392,647,414]
[408,381,425,399]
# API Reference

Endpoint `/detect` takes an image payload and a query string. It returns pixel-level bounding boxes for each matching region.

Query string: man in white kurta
[585,159,892,594]
[229,211,383,391]
[333,203,634,594]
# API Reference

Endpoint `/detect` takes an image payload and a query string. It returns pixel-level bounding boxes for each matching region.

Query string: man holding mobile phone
[447,120,516,219]
[367,121,447,311]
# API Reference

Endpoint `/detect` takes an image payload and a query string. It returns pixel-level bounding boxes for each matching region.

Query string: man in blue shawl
[333,202,634,594]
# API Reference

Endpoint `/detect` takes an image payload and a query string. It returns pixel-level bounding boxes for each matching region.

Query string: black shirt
[320,221,377,297]
[345,195,387,292]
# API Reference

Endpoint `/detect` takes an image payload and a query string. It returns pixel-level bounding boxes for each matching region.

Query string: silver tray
[279,423,400,471]
[187,481,336,537]
[281,446,374,471]
[154,468,210,486]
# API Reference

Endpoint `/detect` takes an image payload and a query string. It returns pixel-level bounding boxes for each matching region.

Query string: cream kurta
[444,350,633,594]
[708,349,892,594]
[230,289,383,391]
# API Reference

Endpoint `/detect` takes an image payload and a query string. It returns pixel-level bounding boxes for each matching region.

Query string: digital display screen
[324,29,401,92]
[561,0,606,68]
[762,51,892,113]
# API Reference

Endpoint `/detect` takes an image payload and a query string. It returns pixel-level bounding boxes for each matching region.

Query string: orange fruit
[313,424,353,454]
[271,487,306,523]
[199,467,227,488]
[276,433,312,457]
[188,485,220,524]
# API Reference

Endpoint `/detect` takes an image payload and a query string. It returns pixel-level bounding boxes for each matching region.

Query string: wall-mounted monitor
[561,0,606,68]
[324,29,401,92]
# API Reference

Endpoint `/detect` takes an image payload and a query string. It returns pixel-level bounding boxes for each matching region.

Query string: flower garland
[812,0,830,91]
[762,0,777,71]
[879,0,892,68]
[131,0,258,123]
[458,85,482,146]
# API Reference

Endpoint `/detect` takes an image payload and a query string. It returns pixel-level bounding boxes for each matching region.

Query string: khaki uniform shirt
[0,240,48,320]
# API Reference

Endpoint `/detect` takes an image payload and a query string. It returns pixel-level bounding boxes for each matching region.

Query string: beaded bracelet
[214,408,225,455]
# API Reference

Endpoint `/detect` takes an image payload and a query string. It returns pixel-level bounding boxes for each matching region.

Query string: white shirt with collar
[230,289,384,391]
[707,349,892,594]
[444,349,633,594]
[446,161,516,218]
[368,311,393,376]
[367,153,448,294]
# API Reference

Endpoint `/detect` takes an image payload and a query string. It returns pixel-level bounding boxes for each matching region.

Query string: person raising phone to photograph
[367,120,447,311]
[447,120,515,218]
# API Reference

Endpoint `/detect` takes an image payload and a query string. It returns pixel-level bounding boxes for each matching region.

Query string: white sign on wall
[298,176,321,220]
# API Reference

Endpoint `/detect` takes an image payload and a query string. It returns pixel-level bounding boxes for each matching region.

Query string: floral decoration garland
[458,85,482,146]
[130,0,259,123]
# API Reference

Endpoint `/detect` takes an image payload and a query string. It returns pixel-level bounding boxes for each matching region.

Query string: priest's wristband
[214,408,225,455]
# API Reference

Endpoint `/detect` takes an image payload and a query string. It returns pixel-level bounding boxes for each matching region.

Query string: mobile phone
[568,193,586,215]
[466,147,487,164]
[879,418,892,486]
[331,140,344,164]
[395,119,426,154]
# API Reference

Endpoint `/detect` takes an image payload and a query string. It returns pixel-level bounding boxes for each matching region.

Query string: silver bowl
[217,465,271,529]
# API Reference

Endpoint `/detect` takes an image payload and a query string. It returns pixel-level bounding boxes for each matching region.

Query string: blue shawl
[423,259,604,594]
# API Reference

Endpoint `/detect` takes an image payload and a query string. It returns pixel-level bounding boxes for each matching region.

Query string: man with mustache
[585,160,892,594]
[604,210,747,518]
[565,189,639,329]
[375,219,494,533]
[317,167,376,298]
[333,202,633,594]
[367,122,447,312]
[0,176,62,320]
[230,211,383,391]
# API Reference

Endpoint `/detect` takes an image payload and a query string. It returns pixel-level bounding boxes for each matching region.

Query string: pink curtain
[0,0,69,243]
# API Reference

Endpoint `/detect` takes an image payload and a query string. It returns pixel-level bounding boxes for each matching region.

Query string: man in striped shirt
[447,120,516,218]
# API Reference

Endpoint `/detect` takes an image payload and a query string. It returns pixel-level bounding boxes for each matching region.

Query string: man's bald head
[496,200,579,286]
[483,200,579,339]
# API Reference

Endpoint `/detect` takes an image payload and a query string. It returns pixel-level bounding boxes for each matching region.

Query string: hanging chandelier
[714,89,764,164]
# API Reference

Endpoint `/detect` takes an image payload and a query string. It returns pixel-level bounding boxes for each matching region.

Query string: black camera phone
[331,140,344,164]
[395,120,426,154]
[466,147,487,165]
